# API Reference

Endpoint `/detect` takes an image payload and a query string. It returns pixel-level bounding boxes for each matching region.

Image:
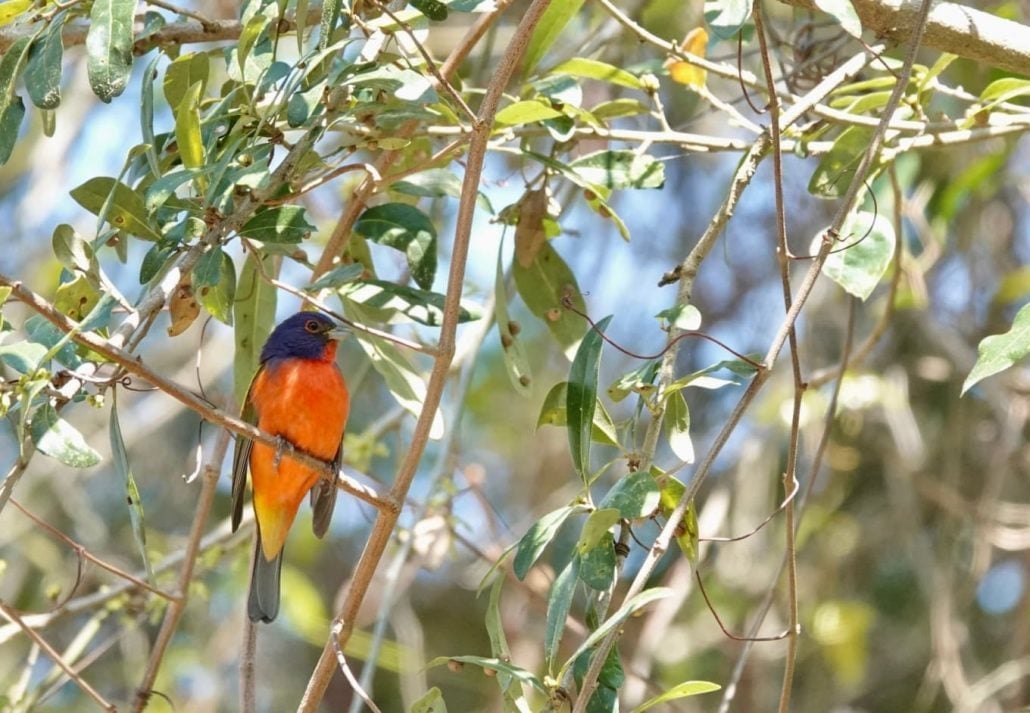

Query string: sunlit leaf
[657,474,698,561]
[410,0,448,20]
[174,81,206,180]
[495,100,564,126]
[163,52,210,110]
[577,508,620,554]
[537,382,619,447]
[666,28,708,88]
[523,0,585,74]
[354,203,437,290]
[409,687,448,713]
[818,210,895,300]
[305,264,366,292]
[319,0,342,50]
[86,0,135,101]
[167,280,200,337]
[195,248,236,325]
[814,0,862,38]
[426,656,546,692]
[808,126,875,198]
[962,303,1030,395]
[568,315,611,482]
[70,177,163,241]
[569,151,665,190]
[550,57,643,89]
[513,505,578,580]
[0,341,48,373]
[240,205,316,243]
[234,253,277,405]
[25,15,65,109]
[31,403,101,468]
[599,472,660,520]
[0,0,32,25]
[664,391,694,463]
[496,246,532,395]
[339,280,479,326]
[629,681,722,712]
[704,0,753,39]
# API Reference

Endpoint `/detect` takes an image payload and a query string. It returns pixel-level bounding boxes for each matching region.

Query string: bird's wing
[231,381,259,533]
[311,438,341,538]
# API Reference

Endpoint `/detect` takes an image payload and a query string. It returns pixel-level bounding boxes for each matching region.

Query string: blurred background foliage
[0,0,1028,711]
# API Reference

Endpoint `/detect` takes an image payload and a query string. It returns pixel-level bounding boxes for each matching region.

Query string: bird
[230,311,350,623]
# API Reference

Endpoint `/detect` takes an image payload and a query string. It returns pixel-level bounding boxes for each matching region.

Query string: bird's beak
[327,325,350,341]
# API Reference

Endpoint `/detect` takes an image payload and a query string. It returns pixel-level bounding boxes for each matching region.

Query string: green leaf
[485,576,515,692]
[25,316,80,368]
[140,56,160,176]
[426,656,546,692]
[70,177,163,241]
[590,98,649,121]
[559,588,673,681]
[657,474,698,561]
[579,535,616,591]
[577,508,620,554]
[54,275,101,322]
[393,169,464,199]
[630,681,722,713]
[339,280,478,327]
[808,126,875,198]
[239,205,316,243]
[25,16,65,109]
[305,263,365,292]
[0,341,48,373]
[599,472,660,520]
[195,249,236,325]
[523,0,585,74]
[664,391,694,463]
[962,303,1030,395]
[163,52,210,110]
[537,382,619,446]
[85,0,135,101]
[655,303,701,330]
[495,100,564,126]
[818,210,895,300]
[569,151,665,190]
[31,403,102,468]
[174,81,206,176]
[111,393,155,583]
[814,0,861,38]
[545,557,579,672]
[513,241,587,360]
[349,302,444,439]
[0,95,24,165]
[354,203,437,290]
[704,0,753,39]
[409,687,447,713]
[513,505,578,580]
[608,360,659,402]
[496,245,532,395]
[568,315,612,482]
[550,57,643,89]
[233,253,277,405]
[979,77,1030,106]
[319,0,343,50]
[52,224,97,278]
[410,0,448,21]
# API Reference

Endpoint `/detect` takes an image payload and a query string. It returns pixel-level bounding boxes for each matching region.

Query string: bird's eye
[304,320,321,333]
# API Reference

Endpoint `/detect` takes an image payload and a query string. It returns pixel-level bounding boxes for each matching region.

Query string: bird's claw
[273,435,287,470]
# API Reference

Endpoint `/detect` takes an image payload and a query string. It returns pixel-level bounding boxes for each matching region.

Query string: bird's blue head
[260,312,348,363]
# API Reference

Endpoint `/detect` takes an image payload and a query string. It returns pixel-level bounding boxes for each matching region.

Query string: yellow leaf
[666,27,708,89]
[0,0,32,27]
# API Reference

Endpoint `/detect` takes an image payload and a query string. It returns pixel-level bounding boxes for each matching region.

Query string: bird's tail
[248,529,283,623]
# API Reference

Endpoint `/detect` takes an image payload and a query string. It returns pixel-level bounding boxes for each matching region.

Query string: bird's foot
[273,435,288,469]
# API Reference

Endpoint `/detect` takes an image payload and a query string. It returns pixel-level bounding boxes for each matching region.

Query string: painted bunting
[231,311,350,622]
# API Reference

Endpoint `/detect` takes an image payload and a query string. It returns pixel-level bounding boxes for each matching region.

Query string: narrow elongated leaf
[630,681,722,712]
[569,151,665,190]
[25,16,65,109]
[537,382,619,446]
[559,588,673,681]
[339,280,479,326]
[410,0,448,20]
[140,55,160,176]
[808,126,875,198]
[70,177,163,241]
[319,0,343,50]
[494,100,564,126]
[523,0,585,74]
[496,247,532,395]
[234,253,277,404]
[354,203,437,289]
[513,505,577,579]
[545,557,579,672]
[664,391,694,463]
[31,403,102,468]
[818,210,895,300]
[174,81,206,177]
[111,393,155,582]
[86,0,135,101]
[163,52,210,110]
[0,95,24,164]
[305,264,365,292]
[513,241,587,360]
[409,687,448,713]
[0,341,48,372]
[239,205,316,243]
[962,303,1030,395]
[550,57,642,89]
[568,315,612,481]
[0,35,32,109]
[195,249,236,325]
[599,472,660,520]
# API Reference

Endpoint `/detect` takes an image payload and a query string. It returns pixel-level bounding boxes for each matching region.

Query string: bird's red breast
[248,345,349,561]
